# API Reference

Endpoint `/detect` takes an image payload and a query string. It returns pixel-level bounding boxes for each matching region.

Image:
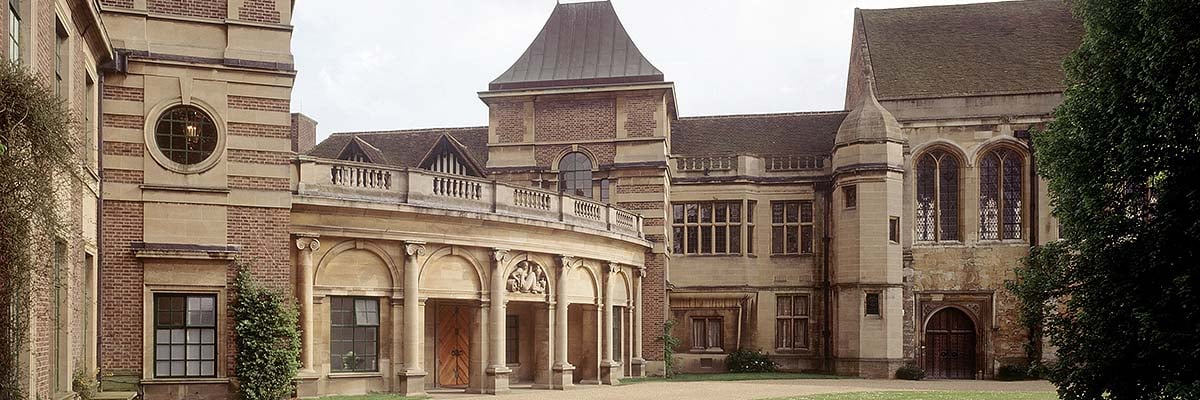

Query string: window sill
[327,371,383,379]
[673,254,748,258]
[688,348,726,354]
[141,377,228,385]
[773,349,814,355]
[769,253,814,258]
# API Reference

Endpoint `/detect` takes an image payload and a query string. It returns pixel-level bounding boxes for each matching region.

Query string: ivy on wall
[0,61,83,400]
[232,263,300,400]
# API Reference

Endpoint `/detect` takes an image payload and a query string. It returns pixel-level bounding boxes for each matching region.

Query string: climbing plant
[232,263,301,400]
[0,61,83,400]
[659,319,682,378]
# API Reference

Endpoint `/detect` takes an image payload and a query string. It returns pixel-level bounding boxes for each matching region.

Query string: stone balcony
[294,156,645,241]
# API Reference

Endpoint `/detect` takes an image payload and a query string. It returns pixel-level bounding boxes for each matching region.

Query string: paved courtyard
[429,379,1057,400]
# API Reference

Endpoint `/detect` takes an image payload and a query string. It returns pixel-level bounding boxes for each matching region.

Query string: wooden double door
[923,307,977,379]
[436,305,471,387]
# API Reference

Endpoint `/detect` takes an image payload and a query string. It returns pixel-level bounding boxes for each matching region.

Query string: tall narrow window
[505,315,519,364]
[331,297,379,372]
[52,240,67,389]
[771,201,814,255]
[600,178,611,203]
[8,0,19,63]
[690,317,722,351]
[980,148,1024,240]
[612,306,624,362]
[154,294,217,377]
[672,201,743,255]
[54,19,66,97]
[558,152,593,198]
[775,294,810,350]
[915,150,959,241]
[865,292,881,316]
[844,185,857,209]
[85,76,96,170]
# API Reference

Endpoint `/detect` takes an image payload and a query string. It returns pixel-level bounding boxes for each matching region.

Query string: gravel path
[429,379,1056,400]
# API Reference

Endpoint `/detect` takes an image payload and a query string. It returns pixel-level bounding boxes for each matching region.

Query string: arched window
[558,152,593,198]
[979,148,1023,240]
[915,150,959,241]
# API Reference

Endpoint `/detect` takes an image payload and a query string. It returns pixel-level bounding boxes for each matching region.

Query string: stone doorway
[924,307,977,379]
[436,304,472,388]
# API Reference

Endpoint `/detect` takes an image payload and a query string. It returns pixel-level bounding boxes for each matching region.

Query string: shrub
[895,364,926,380]
[233,264,301,400]
[726,348,777,373]
[997,364,1030,381]
[72,369,98,400]
[660,319,682,378]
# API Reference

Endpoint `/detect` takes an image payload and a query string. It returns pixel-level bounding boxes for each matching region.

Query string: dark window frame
[505,315,519,364]
[154,105,219,166]
[153,293,218,378]
[771,200,814,255]
[865,292,882,316]
[330,296,380,372]
[672,201,744,255]
[690,316,723,352]
[775,294,810,350]
[889,216,900,243]
[558,152,593,198]
[844,185,857,209]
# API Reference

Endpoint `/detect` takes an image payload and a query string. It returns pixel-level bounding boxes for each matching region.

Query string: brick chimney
[290,113,318,154]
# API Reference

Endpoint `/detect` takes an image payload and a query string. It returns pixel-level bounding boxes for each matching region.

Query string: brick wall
[624,95,659,138]
[228,175,289,191]
[102,86,144,102]
[147,0,227,20]
[238,0,280,24]
[224,206,292,372]
[227,148,292,165]
[491,100,526,143]
[103,169,144,185]
[534,98,615,143]
[228,95,289,113]
[100,200,145,373]
[103,141,143,158]
[290,113,317,153]
[100,0,134,8]
[229,122,290,139]
[102,114,144,130]
[641,252,667,360]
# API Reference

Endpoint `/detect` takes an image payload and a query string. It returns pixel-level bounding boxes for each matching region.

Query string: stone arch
[314,239,400,292]
[968,136,1028,166]
[419,245,485,298]
[612,269,632,307]
[922,304,982,332]
[565,261,600,304]
[911,139,969,168]
[551,145,599,172]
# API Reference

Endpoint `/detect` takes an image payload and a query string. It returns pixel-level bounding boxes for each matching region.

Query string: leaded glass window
[980,148,1024,240]
[331,297,379,372]
[775,294,809,350]
[915,150,959,241]
[558,152,593,198]
[771,201,814,255]
[154,105,218,165]
[672,201,743,255]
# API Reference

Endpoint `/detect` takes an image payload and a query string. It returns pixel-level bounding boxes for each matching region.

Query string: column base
[600,360,622,385]
[550,363,575,390]
[397,369,427,397]
[629,357,646,378]
[295,370,320,399]
[483,365,512,394]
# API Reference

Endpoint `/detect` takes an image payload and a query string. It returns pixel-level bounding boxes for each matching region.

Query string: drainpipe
[95,49,126,383]
[822,181,834,373]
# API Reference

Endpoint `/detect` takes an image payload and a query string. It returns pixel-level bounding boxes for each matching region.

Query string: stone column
[551,255,576,389]
[485,249,512,393]
[294,235,320,372]
[294,235,320,398]
[600,262,621,384]
[399,242,426,396]
[630,266,646,377]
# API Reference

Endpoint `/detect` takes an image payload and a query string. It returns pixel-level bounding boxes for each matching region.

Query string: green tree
[1029,0,1200,398]
[232,264,301,400]
[1,61,82,400]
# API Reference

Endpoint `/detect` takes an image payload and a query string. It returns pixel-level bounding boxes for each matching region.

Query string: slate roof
[308,127,489,169]
[859,0,1082,99]
[670,112,849,156]
[489,1,664,91]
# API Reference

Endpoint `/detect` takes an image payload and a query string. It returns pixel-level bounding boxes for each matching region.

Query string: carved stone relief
[507,260,548,294]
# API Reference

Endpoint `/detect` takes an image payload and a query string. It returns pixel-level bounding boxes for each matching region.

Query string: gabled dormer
[417,134,486,177]
[337,136,386,164]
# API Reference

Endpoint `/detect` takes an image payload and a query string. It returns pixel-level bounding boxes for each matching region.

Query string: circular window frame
[144,99,227,175]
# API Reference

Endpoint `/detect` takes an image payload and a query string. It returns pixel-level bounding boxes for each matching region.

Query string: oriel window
[672,201,743,255]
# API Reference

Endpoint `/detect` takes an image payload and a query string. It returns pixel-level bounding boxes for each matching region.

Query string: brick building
[4,0,1082,399]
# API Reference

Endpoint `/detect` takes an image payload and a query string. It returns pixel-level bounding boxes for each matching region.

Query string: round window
[154,105,219,165]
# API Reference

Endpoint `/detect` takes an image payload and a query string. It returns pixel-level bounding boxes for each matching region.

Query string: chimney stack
[290,113,318,154]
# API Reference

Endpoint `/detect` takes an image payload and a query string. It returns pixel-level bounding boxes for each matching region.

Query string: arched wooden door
[436,305,470,387]
[924,307,977,379]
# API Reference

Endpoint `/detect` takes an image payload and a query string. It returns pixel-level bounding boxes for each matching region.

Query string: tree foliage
[0,61,82,400]
[1029,0,1200,398]
[232,264,301,400]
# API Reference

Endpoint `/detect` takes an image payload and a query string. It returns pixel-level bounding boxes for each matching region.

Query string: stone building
[4,0,1082,399]
[2,1,111,399]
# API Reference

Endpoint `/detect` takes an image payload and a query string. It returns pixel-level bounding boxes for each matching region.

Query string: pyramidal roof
[489,1,664,91]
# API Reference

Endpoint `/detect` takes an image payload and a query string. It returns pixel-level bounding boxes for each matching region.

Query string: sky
[291,0,1005,142]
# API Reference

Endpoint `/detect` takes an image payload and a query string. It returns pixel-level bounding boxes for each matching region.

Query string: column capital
[405,242,427,257]
[604,262,621,275]
[295,236,320,252]
[493,248,511,264]
[558,255,578,269]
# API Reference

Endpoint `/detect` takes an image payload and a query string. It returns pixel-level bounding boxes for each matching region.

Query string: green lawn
[770,391,1058,400]
[317,395,428,400]
[620,372,845,385]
